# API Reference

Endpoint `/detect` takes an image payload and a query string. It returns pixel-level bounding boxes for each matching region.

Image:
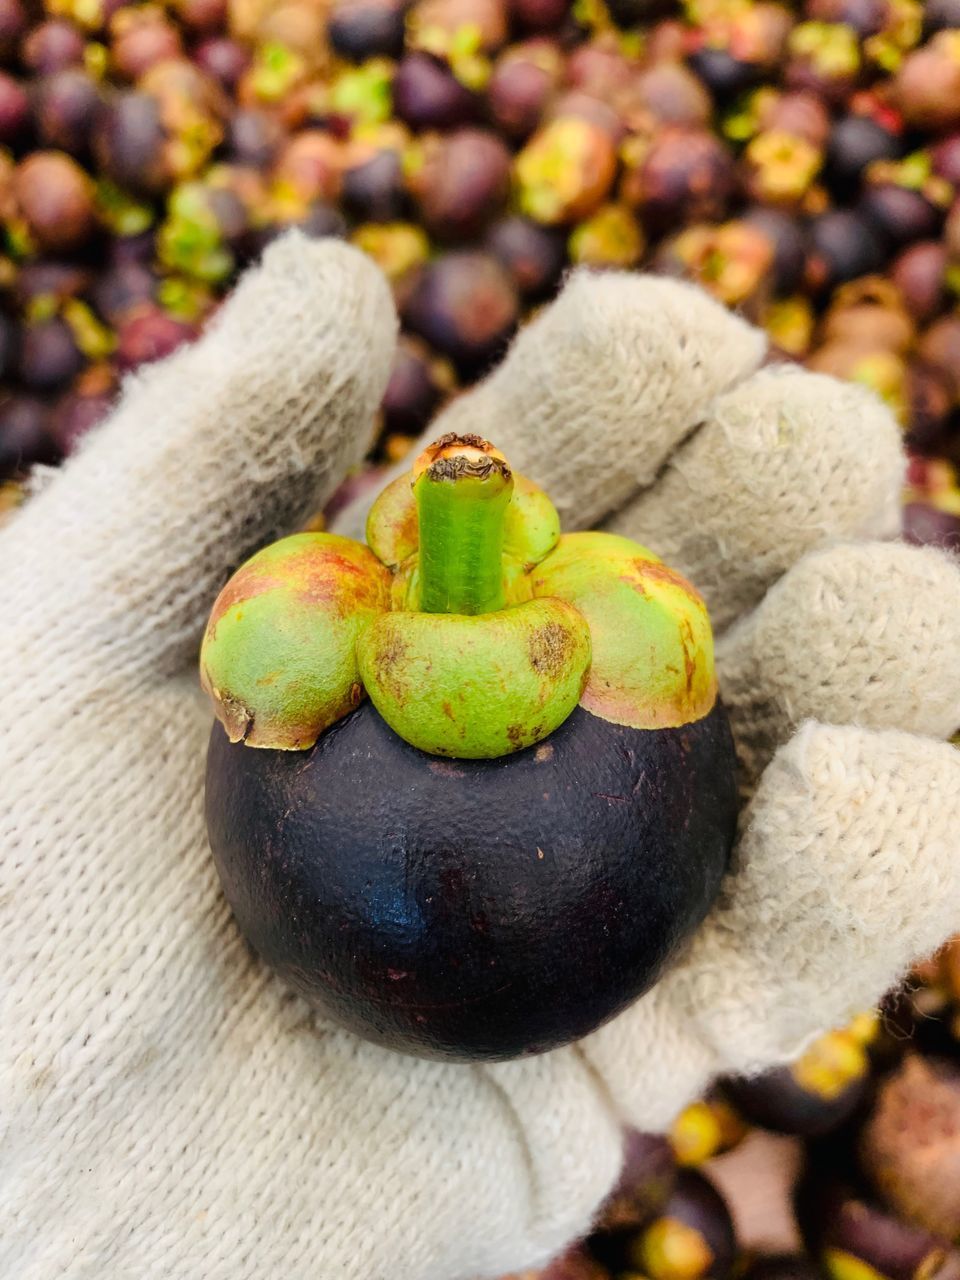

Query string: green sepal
[531,531,718,730]
[357,598,591,758]
[200,533,391,750]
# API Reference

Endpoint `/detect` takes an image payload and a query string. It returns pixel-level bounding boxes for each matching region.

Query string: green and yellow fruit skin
[201,433,738,1061]
[199,532,390,749]
[201,433,718,755]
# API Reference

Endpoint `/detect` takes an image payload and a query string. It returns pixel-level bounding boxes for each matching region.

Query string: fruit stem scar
[412,433,514,616]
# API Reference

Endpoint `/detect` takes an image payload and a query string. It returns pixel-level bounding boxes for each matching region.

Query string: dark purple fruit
[905,360,955,453]
[924,0,960,35]
[194,37,252,92]
[806,209,887,293]
[797,1176,960,1280]
[88,260,157,324]
[743,205,809,294]
[0,71,29,145]
[508,0,571,32]
[33,70,102,156]
[342,148,408,224]
[741,1257,823,1280]
[936,135,960,185]
[605,0,676,25]
[628,1170,736,1280]
[15,260,91,306]
[537,1246,610,1280]
[0,314,13,380]
[13,150,97,251]
[946,195,960,259]
[94,91,169,195]
[825,114,902,198]
[16,316,85,392]
[115,305,195,371]
[392,53,480,130]
[892,241,948,322]
[486,38,562,141]
[903,501,960,552]
[297,200,349,240]
[687,46,761,100]
[484,214,567,300]
[0,0,25,58]
[0,395,60,479]
[595,1130,678,1233]
[107,228,157,265]
[380,339,451,436]
[328,0,407,60]
[206,698,737,1060]
[21,19,85,75]
[623,127,737,234]
[226,108,284,168]
[720,1030,871,1138]
[859,182,943,247]
[408,128,511,241]
[402,250,519,377]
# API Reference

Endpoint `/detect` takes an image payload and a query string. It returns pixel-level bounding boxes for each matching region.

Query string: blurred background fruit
[0,0,957,541]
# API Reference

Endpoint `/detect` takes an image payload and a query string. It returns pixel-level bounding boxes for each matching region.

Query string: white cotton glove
[3,232,960,1280]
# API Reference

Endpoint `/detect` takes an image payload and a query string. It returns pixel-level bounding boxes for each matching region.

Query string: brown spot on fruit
[528,620,573,676]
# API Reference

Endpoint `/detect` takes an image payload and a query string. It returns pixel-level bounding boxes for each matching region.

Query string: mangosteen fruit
[721,1026,872,1138]
[328,0,408,61]
[392,52,480,130]
[596,1130,678,1233]
[401,251,519,377]
[824,114,903,200]
[626,1169,737,1280]
[484,215,568,300]
[0,394,61,479]
[379,335,454,436]
[859,1054,960,1240]
[202,434,739,1061]
[797,1174,960,1280]
[805,209,887,294]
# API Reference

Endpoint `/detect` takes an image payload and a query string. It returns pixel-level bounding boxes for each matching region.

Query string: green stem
[413,439,514,615]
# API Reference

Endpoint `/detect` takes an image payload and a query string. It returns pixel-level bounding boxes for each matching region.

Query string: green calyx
[199,434,719,759]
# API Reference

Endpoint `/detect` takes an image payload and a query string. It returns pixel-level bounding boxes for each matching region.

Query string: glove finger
[606,366,904,633]
[718,541,960,789]
[334,270,766,540]
[670,723,960,1073]
[1,231,397,680]
[581,723,960,1129]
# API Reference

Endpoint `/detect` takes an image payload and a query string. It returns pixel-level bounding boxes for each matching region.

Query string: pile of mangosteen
[1,0,960,545]
[505,937,960,1280]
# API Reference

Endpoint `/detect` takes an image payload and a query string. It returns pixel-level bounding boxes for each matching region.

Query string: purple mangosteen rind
[201,433,740,1061]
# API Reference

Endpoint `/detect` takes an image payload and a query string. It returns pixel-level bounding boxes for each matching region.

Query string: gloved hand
[3,231,960,1280]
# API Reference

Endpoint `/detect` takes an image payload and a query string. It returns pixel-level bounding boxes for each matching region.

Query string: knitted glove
[3,233,959,1280]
